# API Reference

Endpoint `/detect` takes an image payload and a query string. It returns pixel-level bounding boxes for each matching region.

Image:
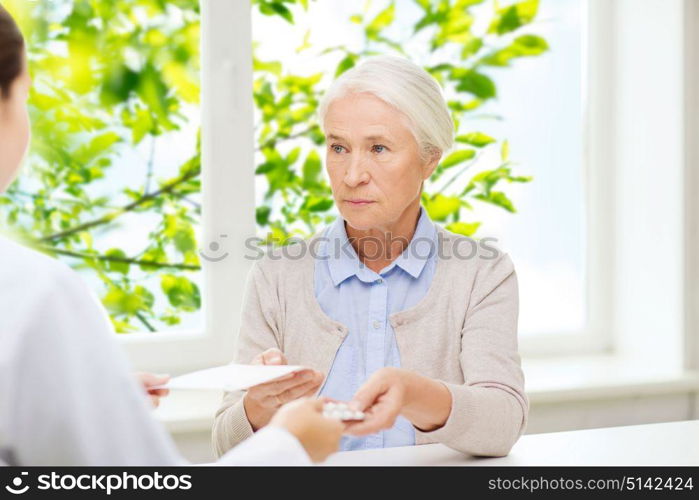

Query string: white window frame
[522,0,692,367]
[122,0,255,374]
[121,0,696,373]
[684,0,699,372]
[519,0,614,358]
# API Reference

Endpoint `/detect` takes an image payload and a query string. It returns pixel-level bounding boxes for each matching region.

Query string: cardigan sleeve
[211,260,283,457]
[416,252,529,457]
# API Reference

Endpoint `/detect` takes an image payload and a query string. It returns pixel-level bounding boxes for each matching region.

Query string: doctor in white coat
[0,5,343,466]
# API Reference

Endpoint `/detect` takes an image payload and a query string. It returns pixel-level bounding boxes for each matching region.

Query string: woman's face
[324,92,438,232]
[0,55,31,193]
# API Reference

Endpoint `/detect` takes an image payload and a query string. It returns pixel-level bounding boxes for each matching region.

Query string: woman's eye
[372,144,386,153]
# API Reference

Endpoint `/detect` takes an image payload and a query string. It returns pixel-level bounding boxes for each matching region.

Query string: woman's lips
[345,199,375,206]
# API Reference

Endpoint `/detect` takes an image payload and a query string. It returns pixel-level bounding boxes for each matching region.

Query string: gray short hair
[318,55,454,162]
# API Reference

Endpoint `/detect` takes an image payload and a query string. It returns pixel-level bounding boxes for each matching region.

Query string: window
[1,0,204,336]
[6,0,690,373]
[252,0,586,339]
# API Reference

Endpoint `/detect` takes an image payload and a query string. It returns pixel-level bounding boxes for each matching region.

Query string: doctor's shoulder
[0,235,98,313]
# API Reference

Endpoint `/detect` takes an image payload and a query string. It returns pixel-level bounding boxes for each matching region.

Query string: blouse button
[372,320,381,329]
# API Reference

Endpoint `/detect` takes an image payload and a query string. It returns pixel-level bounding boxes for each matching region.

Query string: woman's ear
[422,149,442,180]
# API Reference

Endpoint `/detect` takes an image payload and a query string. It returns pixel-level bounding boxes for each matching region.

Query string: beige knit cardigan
[212,226,529,457]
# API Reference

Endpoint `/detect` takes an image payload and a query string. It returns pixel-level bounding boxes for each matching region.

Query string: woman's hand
[134,372,170,409]
[344,367,452,436]
[269,398,344,463]
[243,348,325,431]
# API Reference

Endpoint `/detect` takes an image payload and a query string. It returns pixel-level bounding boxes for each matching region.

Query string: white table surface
[323,419,699,466]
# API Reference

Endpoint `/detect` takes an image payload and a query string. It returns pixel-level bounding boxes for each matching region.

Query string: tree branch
[35,124,316,246]
[256,124,318,152]
[144,135,156,194]
[38,166,201,243]
[40,246,201,271]
[435,149,487,196]
[135,312,156,332]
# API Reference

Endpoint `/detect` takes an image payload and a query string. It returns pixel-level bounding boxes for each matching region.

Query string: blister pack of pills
[322,402,365,421]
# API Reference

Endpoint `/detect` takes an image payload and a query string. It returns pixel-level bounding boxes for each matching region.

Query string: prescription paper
[157,364,305,391]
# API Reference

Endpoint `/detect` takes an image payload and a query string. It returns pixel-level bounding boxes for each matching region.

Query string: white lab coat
[0,235,309,466]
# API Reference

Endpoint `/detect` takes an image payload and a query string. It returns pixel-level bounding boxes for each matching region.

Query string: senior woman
[213,55,528,457]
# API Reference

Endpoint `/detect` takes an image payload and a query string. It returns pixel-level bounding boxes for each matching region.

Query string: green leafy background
[1,0,546,333]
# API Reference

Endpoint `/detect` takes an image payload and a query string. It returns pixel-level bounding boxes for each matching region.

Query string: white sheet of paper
[156,364,306,391]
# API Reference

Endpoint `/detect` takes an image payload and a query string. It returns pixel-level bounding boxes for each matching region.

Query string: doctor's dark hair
[0,4,24,99]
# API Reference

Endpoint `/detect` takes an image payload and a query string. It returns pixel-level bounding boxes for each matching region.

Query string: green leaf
[480,34,549,66]
[160,313,181,326]
[501,140,510,161]
[468,165,529,196]
[130,108,154,145]
[105,248,129,274]
[296,29,312,52]
[366,2,395,39]
[137,64,174,129]
[302,150,322,187]
[513,34,549,55]
[335,54,357,77]
[475,191,516,212]
[306,197,334,212]
[256,162,275,174]
[461,37,483,59]
[253,58,283,76]
[161,275,201,311]
[455,70,496,99]
[164,215,197,254]
[488,0,539,35]
[270,3,294,23]
[103,287,147,316]
[446,221,481,237]
[441,149,476,169]
[139,247,166,271]
[287,147,301,165]
[423,194,462,221]
[73,132,121,164]
[134,285,155,309]
[256,205,271,226]
[259,2,294,23]
[100,64,139,105]
[456,132,496,147]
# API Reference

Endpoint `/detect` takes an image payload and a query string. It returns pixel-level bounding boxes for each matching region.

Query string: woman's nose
[343,155,370,187]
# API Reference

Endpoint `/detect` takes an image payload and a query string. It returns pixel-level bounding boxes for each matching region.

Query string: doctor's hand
[269,398,343,463]
[243,348,325,431]
[135,372,170,409]
[344,367,452,436]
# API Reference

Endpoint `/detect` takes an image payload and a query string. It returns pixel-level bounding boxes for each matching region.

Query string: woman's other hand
[243,348,325,431]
